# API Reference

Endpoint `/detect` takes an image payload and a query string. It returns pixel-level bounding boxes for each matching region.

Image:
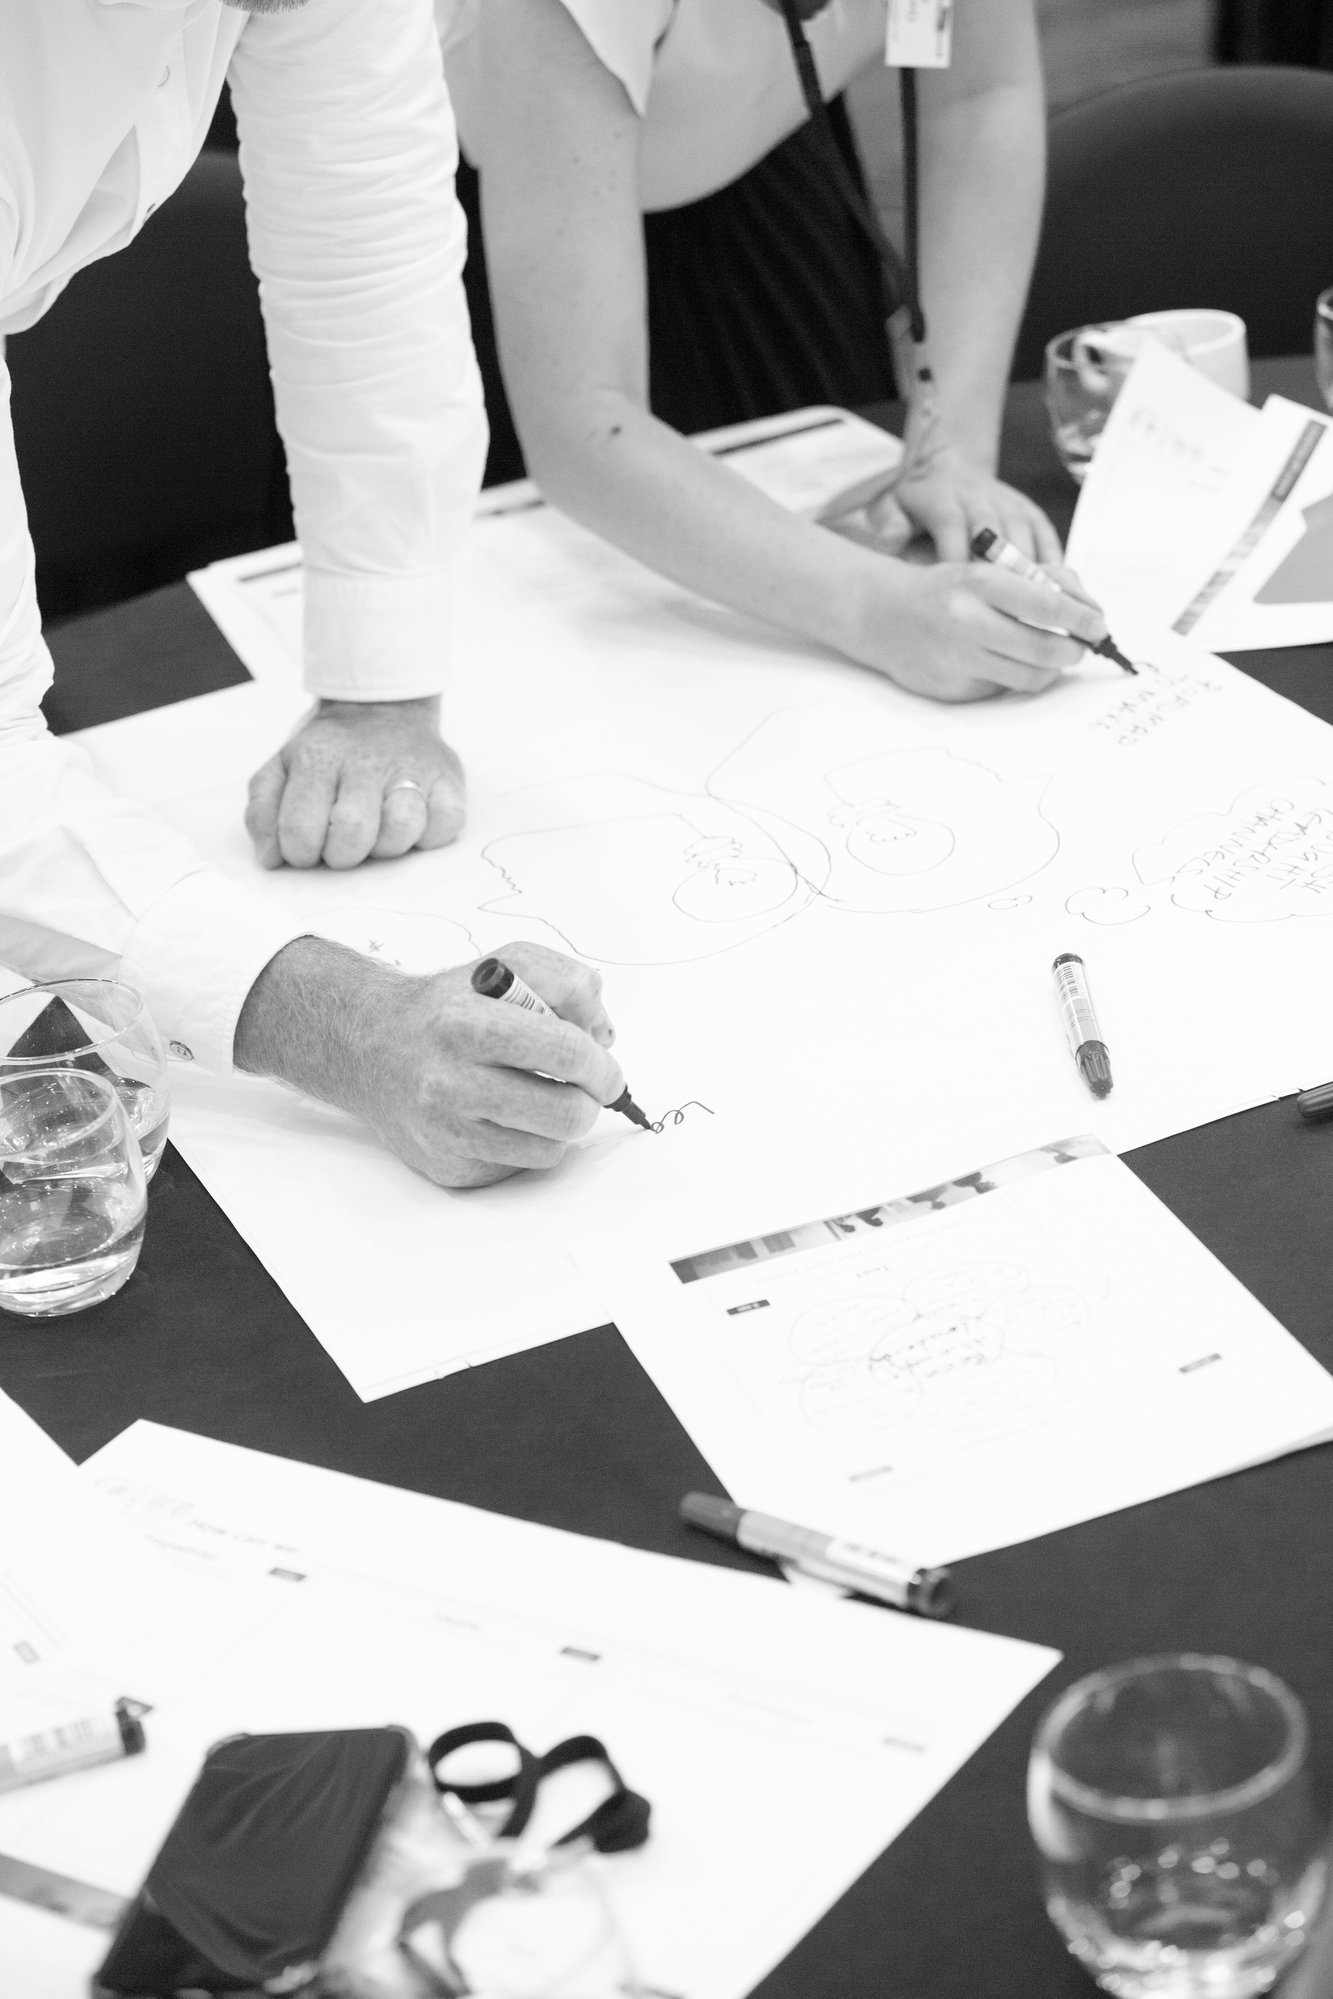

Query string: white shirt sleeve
[229,0,488,702]
[547,0,676,117]
[0,361,301,1072]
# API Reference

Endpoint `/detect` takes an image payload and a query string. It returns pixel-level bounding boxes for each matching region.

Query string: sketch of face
[481,779,814,964]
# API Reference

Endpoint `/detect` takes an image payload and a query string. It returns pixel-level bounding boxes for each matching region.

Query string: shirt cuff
[303,566,452,702]
[120,869,309,1074]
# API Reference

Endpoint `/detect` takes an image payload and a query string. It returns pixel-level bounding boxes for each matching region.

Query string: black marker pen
[1052,952,1114,1100]
[971,528,1137,675]
[470,957,652,1130]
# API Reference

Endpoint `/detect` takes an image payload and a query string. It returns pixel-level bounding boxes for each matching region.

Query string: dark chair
[7,148,291,623]
[1013,65,1333,379]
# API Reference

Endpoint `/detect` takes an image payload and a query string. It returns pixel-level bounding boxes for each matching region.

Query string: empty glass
[1028,1654,1324,1999]
[1044,326,1140,482]
[0,1069,147,1316]
[1315,288,1333,412]
[0,980,169,1179]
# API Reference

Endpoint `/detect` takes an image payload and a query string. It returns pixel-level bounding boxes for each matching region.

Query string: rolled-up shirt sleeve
[0,365,302,1071]
[229,0,487,702]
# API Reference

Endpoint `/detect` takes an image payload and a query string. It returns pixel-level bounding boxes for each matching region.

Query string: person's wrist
[312,694,442,723]
[828,544,911,662]
[234,936,412,1117]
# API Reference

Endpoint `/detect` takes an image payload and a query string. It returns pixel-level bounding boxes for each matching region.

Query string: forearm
[234,937,406,1115]
[916,27,1045,463]
[521,389,881,656]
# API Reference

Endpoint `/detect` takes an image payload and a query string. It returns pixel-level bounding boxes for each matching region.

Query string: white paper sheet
[89,485,1333,1400]
[1066,345,1333,651]
[0,1391,197,1738]
[0,1422,1057,1999]
[1180,397,1333,653]
[575,1146,1333,1567]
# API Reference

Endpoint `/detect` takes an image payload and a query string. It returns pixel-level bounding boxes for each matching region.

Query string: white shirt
[0,0,486,1072]
[441,0,886,212]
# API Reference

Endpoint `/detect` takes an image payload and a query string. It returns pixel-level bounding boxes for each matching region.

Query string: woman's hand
[837,553,1110,704]
[857,442,1064,566]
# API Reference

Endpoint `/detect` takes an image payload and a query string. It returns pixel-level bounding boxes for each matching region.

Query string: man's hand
[235,937,625,1189]
[246,697,466,871]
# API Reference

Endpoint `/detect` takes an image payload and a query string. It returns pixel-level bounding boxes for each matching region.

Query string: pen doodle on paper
[1134,776,1333,920]
[477,774,828,964]
[1065,886,1151,926]
[707,707,1059,913]
[1087,658,1225,750]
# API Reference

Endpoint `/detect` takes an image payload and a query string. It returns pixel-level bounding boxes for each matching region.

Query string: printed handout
[0,1422,1057,1999]
[577,1146,1333,1564]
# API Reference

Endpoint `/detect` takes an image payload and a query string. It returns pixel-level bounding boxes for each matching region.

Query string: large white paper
[86,479,1333,1398]
[0,1422,1057,1999]
[576,1146,1333,1566]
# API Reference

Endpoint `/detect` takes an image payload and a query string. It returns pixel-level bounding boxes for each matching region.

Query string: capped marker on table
[1053,952,1114,1100]
[680,1492,955,1619]
[1296,1080,1333,1124]
[970,527,1137,676]
[470,956,653,1131]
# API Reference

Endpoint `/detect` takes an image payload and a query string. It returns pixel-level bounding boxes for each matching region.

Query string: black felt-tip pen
[680,1493,955,1619]
[470,957,652,1131]
[1052,952,1114,1099]
[970,528,1137,675]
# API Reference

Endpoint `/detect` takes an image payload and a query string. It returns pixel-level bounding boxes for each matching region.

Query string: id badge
[886,0,953,67]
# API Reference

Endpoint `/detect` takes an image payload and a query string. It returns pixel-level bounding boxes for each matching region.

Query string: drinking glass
[1028,1654,1325,1998]
[1315,288,1333,412]
[1044,326,1141,482]
[0,980,169,1179]
[0,1069,147,1317]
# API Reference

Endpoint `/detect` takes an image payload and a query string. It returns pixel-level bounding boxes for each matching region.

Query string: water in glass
[0,1070,147,1316]
[0,981,170,1179]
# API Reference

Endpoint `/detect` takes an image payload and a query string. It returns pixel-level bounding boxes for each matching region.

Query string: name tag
[886,0,953,67]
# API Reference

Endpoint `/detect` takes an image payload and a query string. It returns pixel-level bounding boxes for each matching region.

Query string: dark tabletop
[12,356,1333,1999]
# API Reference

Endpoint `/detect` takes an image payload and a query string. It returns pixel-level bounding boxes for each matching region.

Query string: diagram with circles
[711,1225,1156,1490]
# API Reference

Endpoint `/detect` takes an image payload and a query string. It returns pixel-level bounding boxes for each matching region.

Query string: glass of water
[1028,1654,1325,1998]
[0,1069,147,1317]
[0,980,170,1179]
[1315,287,1333,412]
[1044,325,1142,482]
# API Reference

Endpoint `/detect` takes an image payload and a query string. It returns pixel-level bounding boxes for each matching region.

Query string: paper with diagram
[1067,343,1333,649]
[577,1146,1333,1565]
[0,1421,1056,1999]
[77,424,1333,1397]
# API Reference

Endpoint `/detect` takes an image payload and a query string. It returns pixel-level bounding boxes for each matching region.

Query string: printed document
[576,1146,1333,1564]
[0,1422,1056,1999]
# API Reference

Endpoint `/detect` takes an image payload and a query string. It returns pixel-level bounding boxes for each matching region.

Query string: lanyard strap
[427,1721,651,1854]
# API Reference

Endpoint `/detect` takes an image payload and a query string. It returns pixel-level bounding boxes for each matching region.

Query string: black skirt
[460,96,894,486]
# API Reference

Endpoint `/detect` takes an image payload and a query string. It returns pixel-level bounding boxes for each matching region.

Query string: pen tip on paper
[609,1088,653,1131]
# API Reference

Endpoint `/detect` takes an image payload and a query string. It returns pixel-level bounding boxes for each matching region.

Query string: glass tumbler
[1028,1654,1325,1999]
[1315,288,1333,412]
[1044,325,1142,482]
[0,1069,147,1316]
[0,980,170,1179]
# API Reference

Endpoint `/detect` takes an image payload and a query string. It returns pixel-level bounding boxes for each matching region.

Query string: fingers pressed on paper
[469,1119,570,1171]
[371,782,430,861]
[488,1071,603,1144]
[322,778,387,870]
[420,773,467,852]
[276,763,341,869]
[477,1006,626,1106]
[245,755,287,869]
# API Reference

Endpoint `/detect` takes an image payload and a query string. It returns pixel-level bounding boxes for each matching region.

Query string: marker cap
[1296,1080,1333,1124]
[680,1492,743,1539]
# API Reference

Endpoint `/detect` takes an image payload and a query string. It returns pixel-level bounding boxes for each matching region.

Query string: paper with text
[0,1422,1056,1999]
[577,1150,1333,1564]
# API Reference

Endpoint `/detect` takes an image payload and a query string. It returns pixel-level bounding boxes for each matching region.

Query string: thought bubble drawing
[1065,886,1151,925]
[478,773,827,963]
[708,706,1058,913]
[788,1296,916,1368]
[1133,777,1333,921]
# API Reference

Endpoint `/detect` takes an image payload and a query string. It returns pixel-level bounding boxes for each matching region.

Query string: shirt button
[169,1041,194,1062]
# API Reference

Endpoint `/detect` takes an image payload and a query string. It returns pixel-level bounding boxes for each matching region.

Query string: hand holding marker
[471,957,653,1131]
[971,528,1137,676]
